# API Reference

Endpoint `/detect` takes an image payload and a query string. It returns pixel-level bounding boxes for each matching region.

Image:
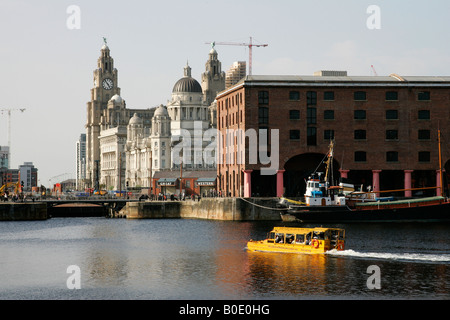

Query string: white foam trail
[326,249,450,263]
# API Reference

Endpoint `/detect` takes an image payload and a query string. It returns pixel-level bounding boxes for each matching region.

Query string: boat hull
[283,199,450,223]
[246,240,342,254]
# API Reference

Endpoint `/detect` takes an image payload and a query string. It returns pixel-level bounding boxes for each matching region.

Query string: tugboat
[247,226,345,254]
[280,136,450,223]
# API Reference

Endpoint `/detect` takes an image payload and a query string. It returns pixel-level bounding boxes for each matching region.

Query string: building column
[404,170,413,198]
[339,169,349,179]
[372,170,382,197]
[276,170,285,198]
[436,169,444,197]
[243,170,253,198]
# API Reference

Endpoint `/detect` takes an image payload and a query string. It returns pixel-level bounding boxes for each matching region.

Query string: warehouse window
[419,151,430,162]
[386,110,398,120]
[386,151,398,162]
[386,130,398,140]
[307,108,316,124]
[258,91,269,105]
[354,130,366,140]
[385,91,398,101]
[324,91,335,101]
[418,110,430,120]
[324,130,335,140]
[289,130,300,140]
[307,127,317,145]
[354,110,366,120]
[289,91,300,101]
[418,130,431,140]
[324,110,334,120]
[354,151,366,162]
[258,107,269,124]
[307,91,317,106]
[289,110,300,120]
[418,91,430,101]
[354,91,367,101]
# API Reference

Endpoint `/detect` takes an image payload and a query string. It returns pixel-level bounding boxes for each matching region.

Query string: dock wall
[0,203,48,221]
[123,197,282,221]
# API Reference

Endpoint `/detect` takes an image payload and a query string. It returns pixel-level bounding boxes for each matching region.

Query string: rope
[237,197,289,211]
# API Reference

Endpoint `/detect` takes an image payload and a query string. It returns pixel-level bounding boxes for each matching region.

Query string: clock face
[102,78,114,90]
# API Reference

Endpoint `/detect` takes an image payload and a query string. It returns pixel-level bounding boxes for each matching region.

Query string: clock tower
[86,41,121,188]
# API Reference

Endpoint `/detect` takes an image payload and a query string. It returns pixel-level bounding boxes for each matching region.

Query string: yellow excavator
[0,181,20,197]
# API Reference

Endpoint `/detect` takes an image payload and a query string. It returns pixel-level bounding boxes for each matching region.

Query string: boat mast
[324,140,334,185]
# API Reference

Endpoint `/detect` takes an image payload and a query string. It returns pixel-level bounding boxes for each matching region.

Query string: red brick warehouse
[216,71,450,198]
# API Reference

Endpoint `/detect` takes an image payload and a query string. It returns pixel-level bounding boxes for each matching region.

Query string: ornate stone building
[85,43,120,189]
[85,42,225,193]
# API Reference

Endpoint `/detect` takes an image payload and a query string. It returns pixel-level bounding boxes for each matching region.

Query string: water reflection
[0,218,449,299]
[246,251,328,296]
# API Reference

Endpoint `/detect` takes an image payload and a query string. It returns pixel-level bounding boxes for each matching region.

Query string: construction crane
[0,108,26,168]
[371,65,378,76]
[205,37,268,75]
[48,173,71,186]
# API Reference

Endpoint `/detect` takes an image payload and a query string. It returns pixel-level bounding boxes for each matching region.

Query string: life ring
[337,243,344,251]
[311,239,319,249]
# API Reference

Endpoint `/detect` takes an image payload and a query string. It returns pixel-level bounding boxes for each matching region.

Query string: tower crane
[371,65,378,76]
[205,37,268,75]
[0,108,26,168]
[48,173,72,190]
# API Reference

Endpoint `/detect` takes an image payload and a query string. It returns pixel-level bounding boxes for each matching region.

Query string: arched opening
[412,170,436,197]
[283,153,340,197]
[251,170,276,197]
[444,159,450,196]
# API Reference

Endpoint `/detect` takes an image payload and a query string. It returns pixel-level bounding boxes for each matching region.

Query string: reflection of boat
[247,227,345,254]
[280,136,450,223]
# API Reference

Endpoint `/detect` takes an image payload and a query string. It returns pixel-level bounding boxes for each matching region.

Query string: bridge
[42,198,142,218]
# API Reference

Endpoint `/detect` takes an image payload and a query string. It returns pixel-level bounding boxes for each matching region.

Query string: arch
[443,159,450,196]
[283,153,340,197]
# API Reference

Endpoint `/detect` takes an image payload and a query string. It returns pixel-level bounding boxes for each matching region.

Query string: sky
[1,0,450,187]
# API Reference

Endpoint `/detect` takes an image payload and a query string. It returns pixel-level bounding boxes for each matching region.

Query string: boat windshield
[313,231,325,240]
[330,229,344,240]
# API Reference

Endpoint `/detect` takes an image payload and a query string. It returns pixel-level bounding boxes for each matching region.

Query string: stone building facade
[85,43,224,193]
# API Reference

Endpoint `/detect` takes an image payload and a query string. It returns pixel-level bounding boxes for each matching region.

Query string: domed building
[167,63,214,172]
[89,43,224,194]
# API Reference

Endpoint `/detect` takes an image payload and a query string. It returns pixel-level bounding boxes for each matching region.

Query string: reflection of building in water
[246,252,328,296]
[213,223,253,297]
[86,251,129,287]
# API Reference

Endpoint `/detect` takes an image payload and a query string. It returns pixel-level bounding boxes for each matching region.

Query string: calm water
[0,217,449,300]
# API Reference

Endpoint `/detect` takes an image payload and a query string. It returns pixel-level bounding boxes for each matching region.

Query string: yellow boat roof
[271,227,343,234]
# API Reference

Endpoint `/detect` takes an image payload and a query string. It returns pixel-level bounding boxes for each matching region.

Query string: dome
[129,113,143,125]
[172,76,202,93]
[154,104,169,117]
[172,63,203,93]
[110,94,123,105]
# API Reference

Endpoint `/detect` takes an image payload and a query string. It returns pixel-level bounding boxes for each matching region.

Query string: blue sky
[1,0,450,186]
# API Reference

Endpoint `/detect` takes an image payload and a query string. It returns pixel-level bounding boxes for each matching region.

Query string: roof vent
[314,70,348,76]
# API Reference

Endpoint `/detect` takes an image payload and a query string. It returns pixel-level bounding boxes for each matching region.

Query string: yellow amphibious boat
[247,227,345,254]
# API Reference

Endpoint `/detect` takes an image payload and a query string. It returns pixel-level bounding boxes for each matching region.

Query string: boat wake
[326,249,450,264]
